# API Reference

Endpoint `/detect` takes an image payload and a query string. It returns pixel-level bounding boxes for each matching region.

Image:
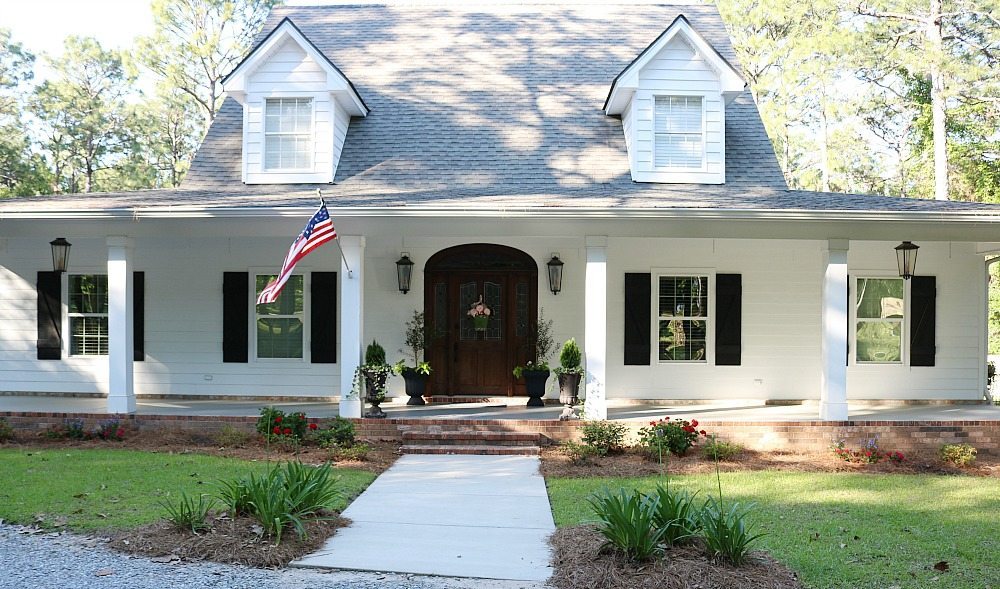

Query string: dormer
[604,16,745,185]
[222,18,368,184]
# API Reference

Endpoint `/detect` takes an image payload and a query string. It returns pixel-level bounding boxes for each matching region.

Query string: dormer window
[654,96,704,170]
[265,98,314,171]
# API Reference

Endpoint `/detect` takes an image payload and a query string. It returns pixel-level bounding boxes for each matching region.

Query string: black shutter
[37,271,62,360]
[311,272,337,363]
[223,272,249,363]
[624,273,651,365]
[910,275,936,367]
[715,274,742,366]
[133,272,145,361]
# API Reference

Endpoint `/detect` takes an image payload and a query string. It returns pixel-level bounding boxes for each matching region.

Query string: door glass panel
[434,282,447,334]
[516,282,529,338]
[485,281,502,341]
[459,281,478,341]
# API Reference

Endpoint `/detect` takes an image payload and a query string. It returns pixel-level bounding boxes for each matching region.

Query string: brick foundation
[1,412,997,455]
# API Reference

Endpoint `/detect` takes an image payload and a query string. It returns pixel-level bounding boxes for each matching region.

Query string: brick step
[401,444,540,456]
[401,431,542,446]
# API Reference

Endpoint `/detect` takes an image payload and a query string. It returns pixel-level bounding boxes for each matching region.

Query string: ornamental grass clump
[241,461,342,545]
[160,492,215,533]
[648,485,701,547]
[588,487,666,562]
[699,496,766,566]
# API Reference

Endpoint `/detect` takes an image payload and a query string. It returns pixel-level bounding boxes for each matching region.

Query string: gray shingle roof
[3,3,1000,216]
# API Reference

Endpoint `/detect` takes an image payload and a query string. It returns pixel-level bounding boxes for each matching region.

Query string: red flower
[116,428,125,437]
[272,426,281,434]
[274,416,283,423]
[690,419,698,427]
[700,430,707,436]
[283,428,292,435]
[309,423,318,430]
[649,421,656,426]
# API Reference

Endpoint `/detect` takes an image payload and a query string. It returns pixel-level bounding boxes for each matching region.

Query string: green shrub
[314,416,356,449]
[364,340,387,366]
[331,443,370,462]
[940,443,977,467]
[554,338,584,376]
[160,492,215,533]
[588,488,666,562]
[638,417,705,457]
[647,485,701,547]
[214,424,253,448]
[560,441,599,464]
[700,497,765,565]
[216,478,252,516]
[0,418,14,443]
[701,438,745,461]
[241,461,342,544]
[580,420,627,456]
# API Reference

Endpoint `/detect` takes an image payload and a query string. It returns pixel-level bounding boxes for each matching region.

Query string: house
[2,3,999,420]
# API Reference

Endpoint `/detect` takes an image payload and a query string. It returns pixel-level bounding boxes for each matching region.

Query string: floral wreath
[467,295,492,318]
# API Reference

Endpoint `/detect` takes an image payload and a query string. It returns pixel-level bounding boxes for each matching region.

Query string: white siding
[243,38,336,184]
[628,36,725,184]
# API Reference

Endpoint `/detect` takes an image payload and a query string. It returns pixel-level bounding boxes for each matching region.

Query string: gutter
[3,205,1000,224]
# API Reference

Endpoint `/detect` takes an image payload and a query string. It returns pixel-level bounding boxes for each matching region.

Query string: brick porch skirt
[2,412,997,455]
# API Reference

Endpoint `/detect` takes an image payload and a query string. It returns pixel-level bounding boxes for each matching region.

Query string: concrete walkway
[291,454,555,582]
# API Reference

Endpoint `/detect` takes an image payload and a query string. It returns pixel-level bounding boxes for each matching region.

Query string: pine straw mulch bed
[550,524,803,589]
[108,511,348,568]
[9,428,401,475]
[539,446,1000,478]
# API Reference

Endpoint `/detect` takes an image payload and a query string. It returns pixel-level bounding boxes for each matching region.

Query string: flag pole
[319,190,353,279]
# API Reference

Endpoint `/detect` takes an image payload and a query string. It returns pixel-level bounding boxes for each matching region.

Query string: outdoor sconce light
[396,252,414,294]
[50,238,71,273]
[547,254,564,295]
[895,241,919,280]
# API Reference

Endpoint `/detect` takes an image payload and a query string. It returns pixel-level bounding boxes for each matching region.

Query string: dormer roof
[604,15,746,115]
[222,17,368,116]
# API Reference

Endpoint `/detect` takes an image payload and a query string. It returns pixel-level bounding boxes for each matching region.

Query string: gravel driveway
[2,525,549,589]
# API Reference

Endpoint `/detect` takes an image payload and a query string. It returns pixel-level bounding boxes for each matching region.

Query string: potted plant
[553,338,584,412]
[361,340,392,418]
[467,295,492,331]
[512,309,555,407]
[395,310,435,406]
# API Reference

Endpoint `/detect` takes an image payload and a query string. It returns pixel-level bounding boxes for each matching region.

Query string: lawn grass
[0,448,376,531]
[547,472,1000,589]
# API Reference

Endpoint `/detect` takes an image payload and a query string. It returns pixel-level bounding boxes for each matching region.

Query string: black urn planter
[558,372,582,407]
[522,369,550,407]
[363,370,388,419]
[401,368,430,406]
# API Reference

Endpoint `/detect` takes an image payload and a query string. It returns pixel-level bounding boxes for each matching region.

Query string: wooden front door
[425,244,537,397]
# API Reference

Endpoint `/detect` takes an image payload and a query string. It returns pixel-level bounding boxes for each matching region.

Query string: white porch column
[584,236,608,420]
[106,236,135,414]
[338,236,365,418]
[820,239,849,421]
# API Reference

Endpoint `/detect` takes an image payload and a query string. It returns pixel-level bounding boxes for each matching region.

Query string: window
[654,96,704,169]
[68,274,108,356]
[855,277,904,363]
[658,276,708,362]
[255,274,304,359]
[264,98,313,170]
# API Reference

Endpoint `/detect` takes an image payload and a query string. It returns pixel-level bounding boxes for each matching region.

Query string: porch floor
[2,395,999,421]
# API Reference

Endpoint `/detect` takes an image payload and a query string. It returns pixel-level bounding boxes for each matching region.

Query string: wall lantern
[547,254,564,295]
[50,238,71,273]
[396,252,414,294]
[895,241,919,280]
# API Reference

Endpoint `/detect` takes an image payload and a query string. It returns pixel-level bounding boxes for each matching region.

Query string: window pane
[69,275,108,314]
[264,98,313,170]
[654,134,702,168]
[659,319,707,361]
[659,276,708,318]
[256,275,303,316]
[856,321,901,362]
[257,318,304,359]
[70,316,108,356]
[857,278,904,319]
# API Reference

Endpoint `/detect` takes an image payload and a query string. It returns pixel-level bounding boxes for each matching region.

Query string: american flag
[256,203,337,305]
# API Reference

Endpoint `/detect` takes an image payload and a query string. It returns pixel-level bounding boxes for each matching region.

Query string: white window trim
[263,97,316,173]
[851,274,908,366]
[652,93,708,174]
[652,270,715,365]
[63,270,109,358]
[251,269,310,363]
